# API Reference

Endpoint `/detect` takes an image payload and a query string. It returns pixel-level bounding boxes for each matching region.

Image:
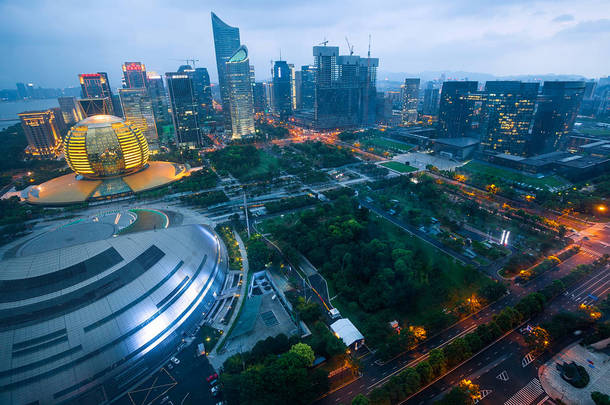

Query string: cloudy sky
[1,0,609,89]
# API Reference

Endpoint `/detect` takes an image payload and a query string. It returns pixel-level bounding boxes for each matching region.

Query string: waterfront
[0,99,60,129]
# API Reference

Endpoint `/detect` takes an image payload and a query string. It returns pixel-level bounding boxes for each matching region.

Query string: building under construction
[312,42,378,130]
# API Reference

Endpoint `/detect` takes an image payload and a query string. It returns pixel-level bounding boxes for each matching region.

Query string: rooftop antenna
[345,37,354,56]
[279,49,282,61]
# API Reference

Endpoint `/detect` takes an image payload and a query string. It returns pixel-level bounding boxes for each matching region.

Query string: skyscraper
[529,81,585,155]
[422,82,440,115]
[166,70,204,147]
[192,67,214,121]
[300,65,316,110]
[481,81,539,156]
[78,98,113,117]
[253,82,267,113]
[225,45,255,139]
[78,72,115,115]
[272,60,293,119]
[18,110,63,157]
[438,81,479,138]
[146,71,169,122]
[122,62,147,89]
[312,45,378,129]
[57,96,84,124]
[16,82,27,99]
[119,88,158,144]
[211,12,240,133]
[400,78,420,125]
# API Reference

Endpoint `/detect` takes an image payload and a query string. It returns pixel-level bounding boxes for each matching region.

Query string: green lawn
[364,137,415,153]
[381,161,418,173]
[461,161,569,189]
[245,150,279,180]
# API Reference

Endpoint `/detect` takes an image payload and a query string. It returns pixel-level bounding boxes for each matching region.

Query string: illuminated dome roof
[64,115,149,179]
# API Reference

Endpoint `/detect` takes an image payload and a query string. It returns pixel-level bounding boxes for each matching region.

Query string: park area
[380,161,418,173]
[458,160,570,191]
[262,196,498,359]
[361,137,415,155]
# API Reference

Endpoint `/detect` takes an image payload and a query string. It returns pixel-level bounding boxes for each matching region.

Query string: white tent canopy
[330,318,364,347]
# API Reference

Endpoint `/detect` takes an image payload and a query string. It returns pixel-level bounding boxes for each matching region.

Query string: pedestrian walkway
[504,378,544,405]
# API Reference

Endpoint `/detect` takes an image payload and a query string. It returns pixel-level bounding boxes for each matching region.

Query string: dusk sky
[1,0,609,89]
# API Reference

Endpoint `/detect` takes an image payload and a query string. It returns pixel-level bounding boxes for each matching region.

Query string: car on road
[170,356,180,365]
[211,385,220,397]
[167,363,173,370]
[206,373,218,383]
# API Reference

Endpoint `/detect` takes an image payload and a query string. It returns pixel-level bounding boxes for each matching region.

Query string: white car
[170,356,180,365]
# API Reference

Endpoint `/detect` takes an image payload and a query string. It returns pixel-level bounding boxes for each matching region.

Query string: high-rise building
[122,62,147,89]
[400,78,420,124]
[146,71,169,122]
[289,64,297,112]
[529,81,585,155]
[18,110,63,157]
[166,70,204,147]
[312,45,378,129]
[253,82,267,113]
[78,98,113,117]
[226,45,255,139]
[192,67,214,121]
[481,81,539,156]
[422,82,440,115]
[438,81,479,138]
[57,96,84,124]
[300,65,316,110]
[16,82,27,99]
[211,12,241,133]
[272,60,293,119]
[119,88,158,144]
[78,72,115,115]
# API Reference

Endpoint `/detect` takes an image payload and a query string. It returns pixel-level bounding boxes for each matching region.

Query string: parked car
[170,356,180,365]
[206,373,218,382]
[211,385,220,396]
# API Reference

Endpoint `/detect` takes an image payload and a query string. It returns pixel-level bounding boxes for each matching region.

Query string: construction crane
[318,39,329,46]
[363,35,372,125]
[345,37,354,56]
[170,58,200,67]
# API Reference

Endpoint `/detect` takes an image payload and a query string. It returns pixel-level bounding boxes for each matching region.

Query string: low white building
[330,318,364,350]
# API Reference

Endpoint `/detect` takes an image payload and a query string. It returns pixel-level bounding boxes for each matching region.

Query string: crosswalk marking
[522,352,536,368]
[496,370,509,381]
[474,389,492,404]
[504,379,544,405]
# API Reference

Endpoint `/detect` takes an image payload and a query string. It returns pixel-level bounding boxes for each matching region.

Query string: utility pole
[243,190,250,238]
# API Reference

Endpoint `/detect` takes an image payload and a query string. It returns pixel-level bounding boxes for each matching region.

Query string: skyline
[1,0,610,89]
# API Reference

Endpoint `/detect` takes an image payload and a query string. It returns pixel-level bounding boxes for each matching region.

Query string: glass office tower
[226,45,255,139]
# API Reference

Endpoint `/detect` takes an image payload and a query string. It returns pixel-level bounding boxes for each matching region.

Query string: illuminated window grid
[65,127,94,175]
[113,122,149,170]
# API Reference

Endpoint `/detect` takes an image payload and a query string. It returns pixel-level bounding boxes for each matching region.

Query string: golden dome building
[25,115,188,205]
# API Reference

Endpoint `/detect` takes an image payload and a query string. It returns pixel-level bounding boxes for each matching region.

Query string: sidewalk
[207,228,250,369]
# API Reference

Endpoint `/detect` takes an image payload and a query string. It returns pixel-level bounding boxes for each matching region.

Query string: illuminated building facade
[165,70,204,147]
[272,60,293,119]
[226,45,255,139]
[481,81,539,156]
[18,110,63,157]
[58,96,84,124]
[438,81,479,138]
[122,62,147,89]
[78,72,115,115]
[401,78,420,124]
[64,115,149,178]
[529,81,586,155]
[211,12,241,133]
[119,88,158,144]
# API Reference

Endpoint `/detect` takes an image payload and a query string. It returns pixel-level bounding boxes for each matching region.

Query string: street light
[596,204,607,213]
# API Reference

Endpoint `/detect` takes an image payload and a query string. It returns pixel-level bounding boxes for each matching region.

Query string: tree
[352,394,370,405]
[428,349,447,377]
[415,360,433,384]
[443,337,471,367]
[525,326,551,353]
[289,343,315,367]
[592,391,610,405]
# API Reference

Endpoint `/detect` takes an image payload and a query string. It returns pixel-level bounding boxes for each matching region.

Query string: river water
[0,99,60,130]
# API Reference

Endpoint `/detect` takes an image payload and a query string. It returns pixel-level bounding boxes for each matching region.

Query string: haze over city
[1,0,610,88]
